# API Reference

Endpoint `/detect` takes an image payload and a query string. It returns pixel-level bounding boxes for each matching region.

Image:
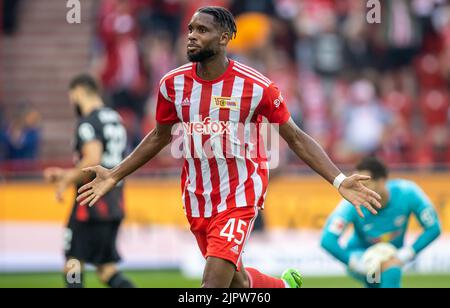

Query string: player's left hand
[338,174,382,218]
[55,179,70,203]
[44,167,69,203]
[76,165,117,207]
[43,167,64,183]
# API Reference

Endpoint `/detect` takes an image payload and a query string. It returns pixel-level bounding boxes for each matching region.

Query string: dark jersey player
[44,75,134,288]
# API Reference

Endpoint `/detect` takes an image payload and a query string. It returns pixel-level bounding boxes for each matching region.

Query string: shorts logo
[231,245,240,255]
[212,96,239,110]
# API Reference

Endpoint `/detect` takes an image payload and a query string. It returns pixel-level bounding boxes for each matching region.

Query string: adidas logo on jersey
[181,98,191,106]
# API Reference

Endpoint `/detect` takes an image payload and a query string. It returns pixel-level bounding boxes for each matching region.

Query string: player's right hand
[338,174,382,218]
[76,165,117,207]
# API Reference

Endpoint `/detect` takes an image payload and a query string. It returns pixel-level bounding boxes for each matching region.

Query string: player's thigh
[202,256,236,288]
[187,217,209,258]
[96,262,118,282]
[230,266,250,288]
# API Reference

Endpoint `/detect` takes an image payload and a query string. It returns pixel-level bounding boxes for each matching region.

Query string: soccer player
[44,75,135,288]
[321,157,441,288]
[76,7,382,288]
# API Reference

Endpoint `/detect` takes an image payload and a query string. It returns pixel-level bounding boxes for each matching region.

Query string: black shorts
[65,220,122,265]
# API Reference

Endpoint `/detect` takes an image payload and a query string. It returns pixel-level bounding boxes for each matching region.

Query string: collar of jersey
[192,59,234,84]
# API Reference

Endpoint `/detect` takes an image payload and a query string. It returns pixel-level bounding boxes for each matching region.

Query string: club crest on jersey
[274,94,284,108]
[212,96,239,110]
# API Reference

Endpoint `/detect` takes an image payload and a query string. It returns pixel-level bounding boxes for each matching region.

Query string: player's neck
[81,98,103,116]
[196,55,229,81]
[381,189,390,208]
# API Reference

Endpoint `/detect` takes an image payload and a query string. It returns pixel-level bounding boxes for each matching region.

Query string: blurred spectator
[229,0,276,16]
[228,12,271,56]
[419,88,450,165]
[298,75,330,147]
[341,0,375,71]
[381,0,422,70]
[0,106,41,161]
[95,0,149,148]
[0,103,5,129]
[85,0,450,167]
[312,9,344,78]
[2,0,21,35]
[136,0,184,44]
[415,53,446,88]
[0,104,6,160]
[336,79,392,162]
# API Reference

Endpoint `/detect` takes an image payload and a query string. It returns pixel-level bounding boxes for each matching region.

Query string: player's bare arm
[279,117,382,218]
[44,140,103,202]
[77,122,175,207]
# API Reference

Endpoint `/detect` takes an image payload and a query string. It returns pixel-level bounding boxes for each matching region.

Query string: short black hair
[356,157,388,180]
[197,6,237,39]
[69,74,99,94]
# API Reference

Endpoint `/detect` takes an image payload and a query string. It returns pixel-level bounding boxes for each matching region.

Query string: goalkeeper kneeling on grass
[321,157,441,288]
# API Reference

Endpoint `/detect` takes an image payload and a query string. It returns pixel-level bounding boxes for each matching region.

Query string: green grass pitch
[0,271,449,288]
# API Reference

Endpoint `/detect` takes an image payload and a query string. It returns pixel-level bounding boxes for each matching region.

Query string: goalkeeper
[321,157,441,288]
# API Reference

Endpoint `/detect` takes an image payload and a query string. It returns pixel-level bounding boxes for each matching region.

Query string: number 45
[220,218,247,245]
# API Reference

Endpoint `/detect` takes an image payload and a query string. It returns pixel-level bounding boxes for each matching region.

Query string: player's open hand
[338,174,382,218]
[44,167,69,203]
[76,165,117,207]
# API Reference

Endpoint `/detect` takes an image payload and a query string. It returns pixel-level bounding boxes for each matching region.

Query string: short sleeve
[255,82,291,124]
[156,81,180,124]
[408,182,439,229]
[77,122,99,145]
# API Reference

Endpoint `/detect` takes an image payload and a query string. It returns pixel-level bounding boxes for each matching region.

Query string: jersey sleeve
[156,80,180,125]
[407,183,441,254]
[321,201,357,265]
[255,82,291,125]
[77,119,101,147]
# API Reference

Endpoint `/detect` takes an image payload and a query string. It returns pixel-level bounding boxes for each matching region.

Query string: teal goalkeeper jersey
[321,179,441,265]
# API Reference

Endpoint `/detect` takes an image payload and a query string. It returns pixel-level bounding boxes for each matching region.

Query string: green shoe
[281,269,303,288]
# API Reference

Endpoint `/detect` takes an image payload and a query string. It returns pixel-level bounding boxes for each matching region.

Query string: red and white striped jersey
[156,59,291,218]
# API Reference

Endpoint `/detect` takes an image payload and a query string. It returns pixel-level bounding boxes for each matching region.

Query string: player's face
[358,170,386,196]
[68,87,84,117]
[187,12,227,62]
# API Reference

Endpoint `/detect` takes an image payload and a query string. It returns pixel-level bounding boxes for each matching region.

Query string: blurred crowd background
[1,0,450,174]
[1,1,450,279]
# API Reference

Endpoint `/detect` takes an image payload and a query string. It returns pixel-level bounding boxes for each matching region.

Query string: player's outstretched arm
[44,140,103,202]
[279,118,381,218]
[395,185,442,265]
[77,122,175,207]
